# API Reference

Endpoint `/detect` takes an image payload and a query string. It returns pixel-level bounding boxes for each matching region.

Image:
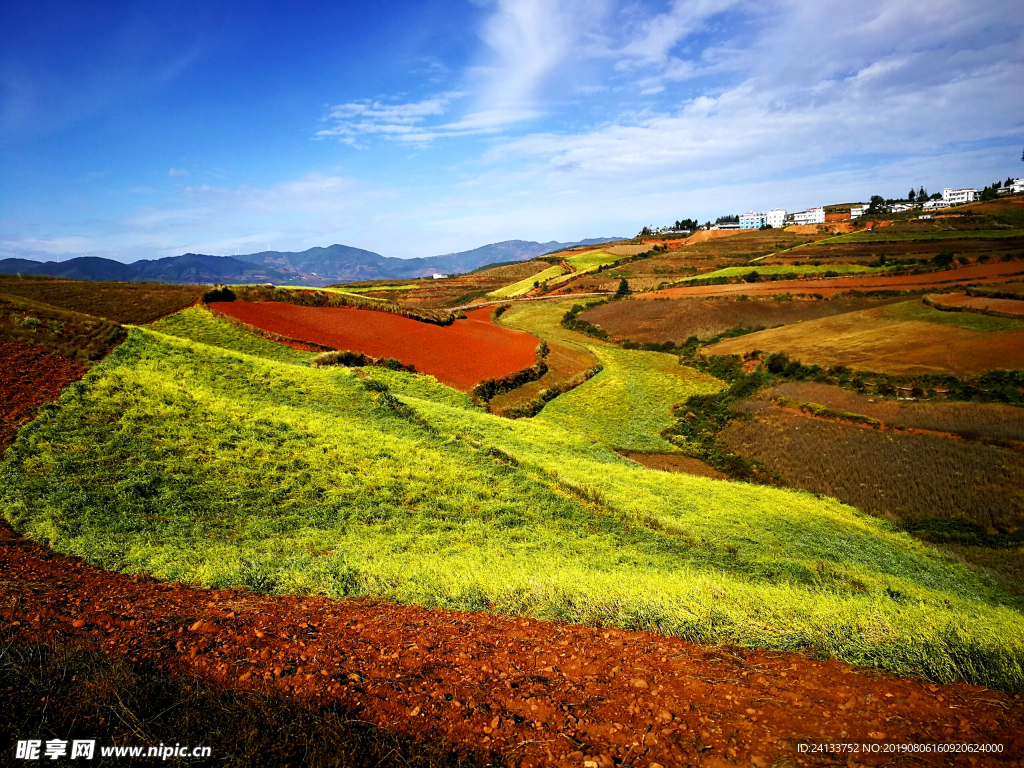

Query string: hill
[236,238,625,282]
[0,254,304,285]
[0,238,625,286]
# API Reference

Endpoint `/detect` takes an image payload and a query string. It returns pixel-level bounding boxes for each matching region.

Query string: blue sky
[1,0,1022,262]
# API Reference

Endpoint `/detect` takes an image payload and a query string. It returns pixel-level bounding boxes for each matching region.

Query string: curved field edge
[0,315,1021,689]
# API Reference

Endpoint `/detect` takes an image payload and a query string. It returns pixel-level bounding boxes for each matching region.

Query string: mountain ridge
[0,237,625,285]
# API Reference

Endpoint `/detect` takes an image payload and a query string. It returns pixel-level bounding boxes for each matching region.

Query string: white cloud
[168,167,189,177]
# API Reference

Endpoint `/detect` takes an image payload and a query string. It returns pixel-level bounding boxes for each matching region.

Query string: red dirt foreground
[0,340,84,450]
[212,302,538,391]
[2,528,1022,767]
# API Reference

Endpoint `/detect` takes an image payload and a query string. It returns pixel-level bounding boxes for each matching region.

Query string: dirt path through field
[640,261,1024,300]
[210,302,538,391]
[1,525,1021,767]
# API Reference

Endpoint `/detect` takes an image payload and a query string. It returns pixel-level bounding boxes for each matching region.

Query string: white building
[711,221,741,230]
[766,208,787,228]
[922,199,951,211]
[889,202,917,213]
[432,273,448,279]
[850,204,868,219]
[942,188,977,205]
[792,206,825,225]
[739,212,767,229]
[1011,179,1024,194]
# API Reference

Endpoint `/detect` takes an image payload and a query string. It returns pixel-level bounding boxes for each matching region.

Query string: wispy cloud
[168,167,189,177]
[314,94,462,144]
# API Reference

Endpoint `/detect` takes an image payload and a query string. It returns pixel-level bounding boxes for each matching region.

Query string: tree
[615,278,631,298]
[866,195,887,215]
[908,188,916,201]
[918,186,927,200]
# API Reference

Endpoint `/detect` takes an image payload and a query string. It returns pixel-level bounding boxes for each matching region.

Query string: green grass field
[684,264,886,281]
[879,300,1024,333]
[3,305,1024,689]
[820,229,1024,244]
[488,265,567,298]
[537,345,721,452]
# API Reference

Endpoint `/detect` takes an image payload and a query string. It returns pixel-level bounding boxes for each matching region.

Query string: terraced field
[4,305,1023,689]
[487,265,567,298]
[681,263,887,281]
[579,295,908,344]
[547,250,625,286]
[821,228,1024,244]
[703,299,1024,375]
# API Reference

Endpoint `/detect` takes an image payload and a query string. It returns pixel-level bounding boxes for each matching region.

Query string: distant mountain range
[0,237,624,286]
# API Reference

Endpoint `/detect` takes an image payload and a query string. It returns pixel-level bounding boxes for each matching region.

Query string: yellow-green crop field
[548,251,625,286]
[684,264,886,281]
[3,305,1024,689]
[488,265,567,298]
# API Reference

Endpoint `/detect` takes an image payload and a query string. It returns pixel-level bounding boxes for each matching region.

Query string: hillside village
[642,176,1024,235]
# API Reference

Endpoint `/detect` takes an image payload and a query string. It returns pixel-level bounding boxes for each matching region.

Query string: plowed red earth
[2,527,1021,767]
[212,302,537,391]
[0,340,84,450]
[641,261,1024,300]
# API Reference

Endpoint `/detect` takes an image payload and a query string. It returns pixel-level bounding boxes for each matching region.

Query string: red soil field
[0,340,84,450]
[640,260,1024,300]
[212,302,538,391]
[2,523,1022,767]
[927,293,1024,317]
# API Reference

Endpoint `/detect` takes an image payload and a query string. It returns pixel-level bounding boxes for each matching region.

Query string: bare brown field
[926,292,1024,317]
[641,258,1024,300]
[580,296,907,343]
[767,381,1024,443]
[0,275,203,324]
[601,243,652,256]
[1,340,85,451]
[487,339,597,414]
[783,223,856,234]
[0,292,125,364]
[978,281,1024,296]
[722,399,1024,530]
[774,235,1024,265]
[703,301,1024,375]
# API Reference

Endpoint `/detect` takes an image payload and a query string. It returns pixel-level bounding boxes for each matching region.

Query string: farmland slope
[3,306,1022,688]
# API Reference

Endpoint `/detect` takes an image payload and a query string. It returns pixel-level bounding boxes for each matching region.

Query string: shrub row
[661,371,780,483]
[691,347,1024,406]
[500,365,604,419]
[561,301,612,340]
[472,341,550,404]
[309,349,416,373]
[773,396,883,428]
